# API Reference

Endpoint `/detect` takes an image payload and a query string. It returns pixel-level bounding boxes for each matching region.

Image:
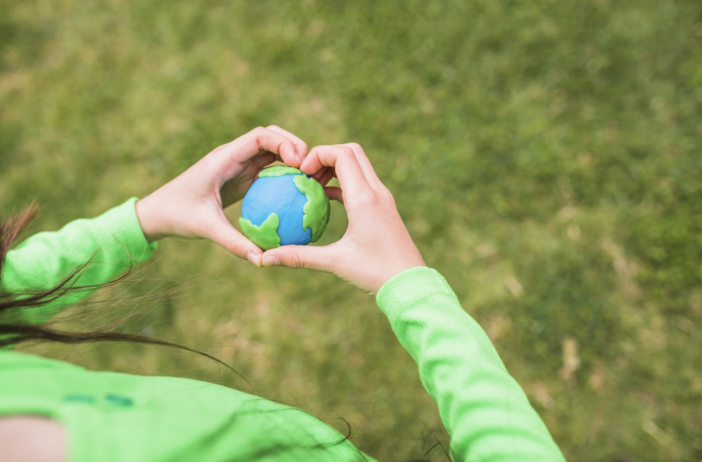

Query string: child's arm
[0,198,158,325]
[1,126,312,325]
[262,143,565,461]
[376,266,565,461]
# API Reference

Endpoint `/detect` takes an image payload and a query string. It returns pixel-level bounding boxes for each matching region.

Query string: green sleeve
[0,197,158,326]
[376,266,565,462]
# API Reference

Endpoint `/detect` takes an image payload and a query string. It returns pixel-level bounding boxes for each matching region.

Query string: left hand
[260,143,426,295]
[135,126,308,266]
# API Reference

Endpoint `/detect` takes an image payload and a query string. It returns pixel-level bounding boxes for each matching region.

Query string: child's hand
[136,126,308,266]
[260,143,426,296]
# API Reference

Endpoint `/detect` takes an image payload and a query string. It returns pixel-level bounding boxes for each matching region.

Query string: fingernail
[246,252,260,267]
[295,153,301,165]
[263,255,279,267]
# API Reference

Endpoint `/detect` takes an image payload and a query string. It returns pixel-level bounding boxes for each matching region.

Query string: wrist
[135,196,164,244]
[376,266,457,321]
[374,262,427,295]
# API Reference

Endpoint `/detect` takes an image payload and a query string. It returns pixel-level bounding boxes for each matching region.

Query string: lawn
[1,0,701,460]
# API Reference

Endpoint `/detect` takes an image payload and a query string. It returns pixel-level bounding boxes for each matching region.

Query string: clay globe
[239,166,331,251]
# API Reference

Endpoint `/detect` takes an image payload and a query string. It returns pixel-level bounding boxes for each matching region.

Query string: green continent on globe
[293,175,331,243]
[238,213,281,250]
[258,166,302,178]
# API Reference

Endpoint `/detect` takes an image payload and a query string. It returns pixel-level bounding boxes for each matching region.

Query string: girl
[0,126,565,461]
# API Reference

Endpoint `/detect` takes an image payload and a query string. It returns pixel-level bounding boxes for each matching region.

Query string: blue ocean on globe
[241,175,312,245]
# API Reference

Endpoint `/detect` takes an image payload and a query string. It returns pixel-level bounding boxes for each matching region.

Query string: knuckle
[224,240,246,258]
[287,252,304,269]
[379,187,395,203]
[211,144,227,154]
[356,192,378,207]
[252,126,267,137]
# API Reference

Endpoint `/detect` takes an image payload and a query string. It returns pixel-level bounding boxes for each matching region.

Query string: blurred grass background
[2,0,702,460]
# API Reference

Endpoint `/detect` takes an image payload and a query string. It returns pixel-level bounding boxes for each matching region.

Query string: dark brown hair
[0,202,448,461]
[0,201,237,375]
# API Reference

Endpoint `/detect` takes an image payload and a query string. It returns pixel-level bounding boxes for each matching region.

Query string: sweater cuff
[375,266,459,325]
[93,197,158,264]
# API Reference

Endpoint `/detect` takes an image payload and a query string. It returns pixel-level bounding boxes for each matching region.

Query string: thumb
[203,216,263,266]
[262,244,332,272]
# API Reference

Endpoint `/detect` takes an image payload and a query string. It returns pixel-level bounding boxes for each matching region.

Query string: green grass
[2,0,702,460]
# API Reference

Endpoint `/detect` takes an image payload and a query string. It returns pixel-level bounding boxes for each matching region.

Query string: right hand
[259,143,426,296]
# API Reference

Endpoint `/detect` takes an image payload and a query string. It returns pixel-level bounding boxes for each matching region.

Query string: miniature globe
[239,166,330,251]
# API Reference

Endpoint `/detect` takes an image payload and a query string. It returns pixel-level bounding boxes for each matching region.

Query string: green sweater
[0,198,565,462]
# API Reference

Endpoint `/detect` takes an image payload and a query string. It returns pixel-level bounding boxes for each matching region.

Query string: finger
[251,152,277,171]
[300,145,373,201]
[202,214,263,266]
[264,154,284,170]
[261,244,332,272]
[240,127,299,167]
[317,169,335,187]
[213,127,298,178]
[266,125,309,163]
[325,186,344,204]
[334,143,383,189]
[309,167,333,186]
[231,151,276,185]
[231,152,276,189]
[309,167,327,182]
